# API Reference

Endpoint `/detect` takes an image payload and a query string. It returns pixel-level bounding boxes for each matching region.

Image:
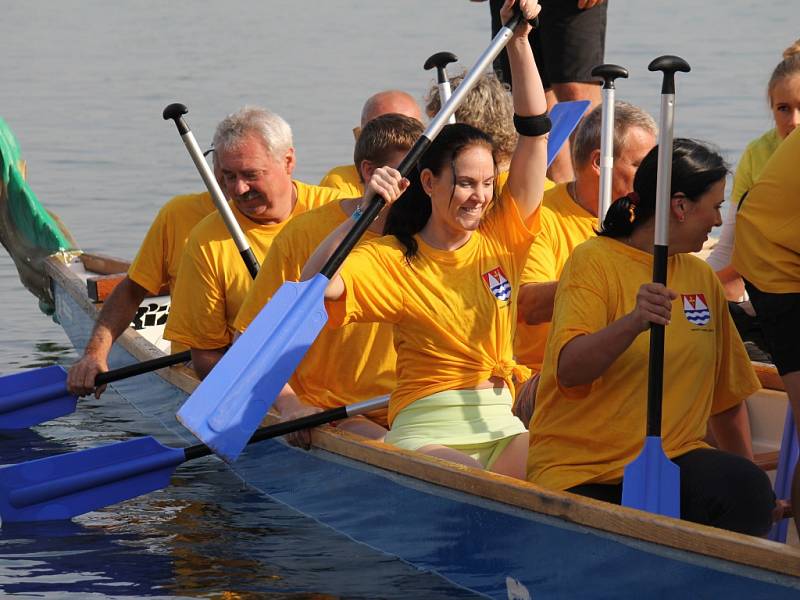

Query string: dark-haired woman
[300,0,546,479]
[527,139,776,535]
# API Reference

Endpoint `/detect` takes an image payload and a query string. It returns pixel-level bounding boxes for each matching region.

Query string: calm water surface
[0,1,795,597]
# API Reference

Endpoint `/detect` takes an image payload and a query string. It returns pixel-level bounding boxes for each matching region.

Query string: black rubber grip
[162,103,190,135]
[591,64,629,89]
[95,350,191,386]
[648,56,691,95]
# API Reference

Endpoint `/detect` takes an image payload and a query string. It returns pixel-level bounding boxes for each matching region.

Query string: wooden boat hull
[43,254,800,599]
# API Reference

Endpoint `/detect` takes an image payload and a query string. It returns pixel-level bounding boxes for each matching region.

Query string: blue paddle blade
[0,436,185,522]
[177,273,330,463]
[769,408,798,542]
[547,100,590,167]
[621,436,680,518]
[0,365,77,430]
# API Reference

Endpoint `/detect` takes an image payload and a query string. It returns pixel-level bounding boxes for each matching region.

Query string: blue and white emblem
[482,267,512,302]
[682,293,711,326]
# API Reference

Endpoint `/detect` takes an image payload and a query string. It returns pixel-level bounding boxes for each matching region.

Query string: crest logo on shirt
[682,293,711,326]
[482,266,512,302]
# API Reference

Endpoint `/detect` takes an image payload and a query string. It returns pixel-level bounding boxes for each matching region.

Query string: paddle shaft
[163,104,259,279]
[94,350,190,386]
[591,64,629,226]
[320,10,527,279]
[646,57,689,437]
[183,396,389,461]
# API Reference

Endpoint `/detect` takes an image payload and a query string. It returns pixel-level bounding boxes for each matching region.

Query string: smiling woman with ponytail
[528,138,776,536]
[301,0,547,479]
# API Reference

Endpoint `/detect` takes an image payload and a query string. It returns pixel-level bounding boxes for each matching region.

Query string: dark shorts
[567,448,775,537]
[744,280,800,376]
[490,0,608,88]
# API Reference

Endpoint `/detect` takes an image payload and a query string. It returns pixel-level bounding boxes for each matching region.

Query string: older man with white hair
[164,106,342,378]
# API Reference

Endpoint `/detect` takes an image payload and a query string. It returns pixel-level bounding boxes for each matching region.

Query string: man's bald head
[360,90,423,127]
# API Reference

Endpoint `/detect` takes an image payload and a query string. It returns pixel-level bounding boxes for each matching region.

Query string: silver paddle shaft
[178,129,252,256]
[598,85,615,226]
[654,92,675,247]
[438,80,456,124]
[426,23,517,141]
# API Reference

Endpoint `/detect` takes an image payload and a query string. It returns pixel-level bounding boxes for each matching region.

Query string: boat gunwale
[44,253,800,580]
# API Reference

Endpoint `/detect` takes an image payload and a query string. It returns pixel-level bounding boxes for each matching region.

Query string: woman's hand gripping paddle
[621,55,690,518]
[175,6,538,464]
[0,352,190,430]
[0,396,388,522]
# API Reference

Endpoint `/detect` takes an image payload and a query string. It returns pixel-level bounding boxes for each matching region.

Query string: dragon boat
[2,117,800,599]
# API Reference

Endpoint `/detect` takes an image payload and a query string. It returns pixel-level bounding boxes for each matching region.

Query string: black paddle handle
[646,244,668,436]
[182,405,350,461]
[648,56,691,94]
[94,350,191,386]
[591,64,629,89]
[424,51,458,83]
[319,136,432,279]
[240,249,260,279]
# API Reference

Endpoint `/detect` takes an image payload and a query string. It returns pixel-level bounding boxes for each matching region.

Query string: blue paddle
[547,100,590,167]
[176,8,540,463]
[621,55,690,518]
[0,396,388,522]
[0,352,190,430]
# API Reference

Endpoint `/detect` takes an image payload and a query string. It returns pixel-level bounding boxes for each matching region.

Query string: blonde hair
[768,39,800,104]
[425,70,517,165]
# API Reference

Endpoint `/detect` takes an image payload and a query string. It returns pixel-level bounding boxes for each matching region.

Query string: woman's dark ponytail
[599,138,727,239]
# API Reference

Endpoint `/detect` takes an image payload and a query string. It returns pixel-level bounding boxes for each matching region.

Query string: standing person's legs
[538,0,606,182]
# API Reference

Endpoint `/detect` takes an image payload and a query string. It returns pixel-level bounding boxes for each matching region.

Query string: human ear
[420,168,435,196]
[284,147,296,174]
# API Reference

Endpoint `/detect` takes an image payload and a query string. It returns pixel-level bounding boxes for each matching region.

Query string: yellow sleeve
[546,253,610,399]
[520,210,559,285]
[710,282,761,415]
[234,236,298,332]
[326,243,404,328]
[482,186,540,259]
[164,237,230,350]
[127,207,169,295]
[730,145,755,209]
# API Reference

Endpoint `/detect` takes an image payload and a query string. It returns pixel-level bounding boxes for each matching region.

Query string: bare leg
[547,82,602,184]
[417,444,484,469]
[336,415,387,441]
[489,432,529,480]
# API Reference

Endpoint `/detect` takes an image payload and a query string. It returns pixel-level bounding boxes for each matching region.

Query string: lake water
[0,1,796,597]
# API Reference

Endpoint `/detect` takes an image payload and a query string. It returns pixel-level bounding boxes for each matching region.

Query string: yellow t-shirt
[528,236,760,491]
[233,200,396,412]
[127,191,217,354]
[319,164,363,198]
[730,128,782,208]
[127,191,216,295]
[514,183,596,371]
[733,125,800,293]
[165,181,342,350]
[326,188,539,425]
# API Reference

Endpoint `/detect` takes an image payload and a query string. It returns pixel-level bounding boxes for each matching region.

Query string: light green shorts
[385,387,527,468]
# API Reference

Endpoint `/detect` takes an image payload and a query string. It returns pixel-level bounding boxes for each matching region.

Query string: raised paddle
[590,64,629,226]
[621,55,690,518]
[547,100,590,167]
[0,396,388,522]
[176,8,539,464]
[0,352,191,430]
[424,51,459,124]
[163,103,260,279]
